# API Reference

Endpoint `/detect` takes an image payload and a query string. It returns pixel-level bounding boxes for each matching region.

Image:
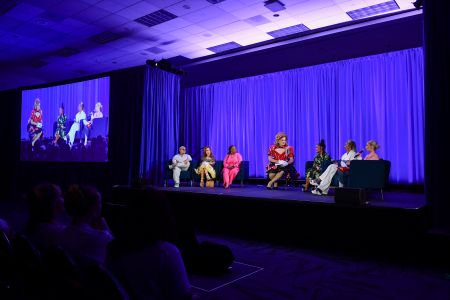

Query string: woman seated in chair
[222,145,242,189]
[195,146,216,188]
[303,139,331,192]
[310,139,362,195]
[67,102,87,147]
[53,103,67,145]
[266,132,296,190]
[364,140,380,160]
[28,98,43,147]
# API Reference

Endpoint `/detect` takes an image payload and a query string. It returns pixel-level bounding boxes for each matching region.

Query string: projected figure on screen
[84,102,104,146]
[67,102,87,148]
[54,103,67,145]
[194,146,216,188]
[266,132,297,189]
[222,145,242,189]
[27,98,43,147]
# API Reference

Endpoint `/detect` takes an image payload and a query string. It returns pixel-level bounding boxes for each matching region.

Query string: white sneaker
[310,179,319,186]
[174,183,179,188]
[312,188,325,195]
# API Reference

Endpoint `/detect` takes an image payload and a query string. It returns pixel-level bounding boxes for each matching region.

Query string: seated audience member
[222,145,242,189]
[311,140,362,195]
[169,146,192,188]
[303,139,331,192]
[24,183,66,249]
[107,188,192,300]
[60,184,113,264]
[364,140,381,160]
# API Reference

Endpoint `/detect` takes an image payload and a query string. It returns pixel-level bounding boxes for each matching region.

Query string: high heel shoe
[273,182,278,190]
[200,180,204,188]
[266,182,273,190]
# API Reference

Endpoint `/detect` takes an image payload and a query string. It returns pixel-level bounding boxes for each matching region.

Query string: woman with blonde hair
[364,140,380,160]
[266,132,296,190]
[195,146,216,187]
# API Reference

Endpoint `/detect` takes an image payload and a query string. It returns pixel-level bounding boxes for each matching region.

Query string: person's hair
[345,140,357,151]
[34,98,40,108]
[25,183,62,234]
[179,146,186,150]
[367,140,380,150]
[107,188,177,257]
[59,103,64,112]
[95,102,103,111]
[79,102,84,110]
[202,146,214,159]
[275,132,288,146]
[65,184,100,219]
[318,139,326,151]
[228,145,236,154]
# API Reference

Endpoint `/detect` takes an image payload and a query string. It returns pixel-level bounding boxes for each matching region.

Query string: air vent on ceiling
[146,46,165,54]
[207,42,241,54]
[264,0,285,12]
[347,0,400,20]
[245,15,271,26]
[0,0,16,17]
[134,9,177,28]
[160,40,177,46]
[54,47,81,57]
[88,31,123,44]
[267,24,309,38]
[206,0,226,4]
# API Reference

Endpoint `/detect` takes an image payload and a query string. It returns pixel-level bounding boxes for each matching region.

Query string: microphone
[355,149,364,157]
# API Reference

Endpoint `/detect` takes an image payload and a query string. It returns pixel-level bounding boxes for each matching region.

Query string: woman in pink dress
[222,145,242,189]
[364,140,380,160]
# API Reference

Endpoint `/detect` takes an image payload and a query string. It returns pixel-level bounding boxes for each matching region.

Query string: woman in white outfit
[68,102,87,147]
[310,140,362,195]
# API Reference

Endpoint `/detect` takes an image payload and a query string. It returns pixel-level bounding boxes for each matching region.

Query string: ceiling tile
[74,6,110,23]
[165,0,212,17]
[182,6,227,23]
[116,1,158,20]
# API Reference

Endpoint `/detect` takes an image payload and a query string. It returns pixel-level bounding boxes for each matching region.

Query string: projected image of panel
[20,77,110,162]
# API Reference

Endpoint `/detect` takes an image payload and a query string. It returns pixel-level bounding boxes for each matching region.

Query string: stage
[157,185,426,210]
[149,184,429,245]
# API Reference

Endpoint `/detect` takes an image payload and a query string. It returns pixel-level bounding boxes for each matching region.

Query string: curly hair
[275,132,288,146]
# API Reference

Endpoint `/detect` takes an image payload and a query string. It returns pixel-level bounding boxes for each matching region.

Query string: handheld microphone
[355,149,364,157]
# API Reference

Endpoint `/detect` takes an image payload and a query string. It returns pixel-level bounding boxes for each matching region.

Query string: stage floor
[157,184,426,210]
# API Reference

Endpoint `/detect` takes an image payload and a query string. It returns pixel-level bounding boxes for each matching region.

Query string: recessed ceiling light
[182,4,191,9]
[273,14,279,17]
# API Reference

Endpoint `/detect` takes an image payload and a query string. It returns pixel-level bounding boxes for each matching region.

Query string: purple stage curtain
[21,77,110,140]
[139,66,180,184]
[182,48,424,184]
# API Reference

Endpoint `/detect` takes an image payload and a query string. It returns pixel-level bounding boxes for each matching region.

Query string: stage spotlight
[412,0,422,9]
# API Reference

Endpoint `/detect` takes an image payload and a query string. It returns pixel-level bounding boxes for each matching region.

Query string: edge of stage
[152,184,428,244]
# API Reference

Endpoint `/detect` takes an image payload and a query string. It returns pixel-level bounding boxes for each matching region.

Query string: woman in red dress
[28,98,43,146]
[266,132,297,189]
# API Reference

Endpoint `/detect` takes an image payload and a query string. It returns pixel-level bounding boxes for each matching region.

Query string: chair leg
[381,188,384,201]
[164,180,167,187]
[190,180,193,187]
